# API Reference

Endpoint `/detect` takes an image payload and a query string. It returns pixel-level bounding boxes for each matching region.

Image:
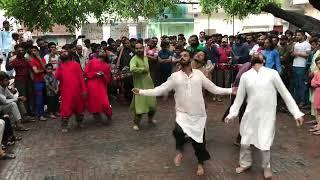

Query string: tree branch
[262,3,320,34]
[309,0,320,11]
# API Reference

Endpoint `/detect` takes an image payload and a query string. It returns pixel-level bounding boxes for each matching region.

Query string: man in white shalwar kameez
[132,49,233,176]
[225,54,304,179]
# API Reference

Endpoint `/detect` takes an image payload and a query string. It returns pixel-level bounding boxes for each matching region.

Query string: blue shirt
[262,49,282,74]
[232,43,250,64]
[0,30,12,52]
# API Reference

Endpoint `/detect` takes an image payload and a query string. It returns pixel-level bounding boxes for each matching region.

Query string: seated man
[0,115,15,160]
[0,71,29,131]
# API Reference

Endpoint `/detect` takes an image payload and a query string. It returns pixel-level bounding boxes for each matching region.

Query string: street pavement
[0,97,319,180]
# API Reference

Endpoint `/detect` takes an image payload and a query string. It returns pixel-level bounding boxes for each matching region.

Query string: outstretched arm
[273,72,304,119]
[227,76,247,119]
[139,76,174,97]
[201,72,232,95]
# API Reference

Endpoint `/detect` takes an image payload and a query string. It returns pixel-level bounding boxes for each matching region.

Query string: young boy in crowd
[44,63,59,118]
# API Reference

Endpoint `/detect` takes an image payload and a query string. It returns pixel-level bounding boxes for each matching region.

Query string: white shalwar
[227,67,304,150]
[140,69,232,143]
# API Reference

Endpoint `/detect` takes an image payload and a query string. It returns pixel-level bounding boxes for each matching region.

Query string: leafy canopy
[200,0,282,18]
[0,0,178,32]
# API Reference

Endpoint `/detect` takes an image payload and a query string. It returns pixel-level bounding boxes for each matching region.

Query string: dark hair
[62,44,70,50]
[200,31,205,34]
[31,46,39,51]
[107,38,115,45]
[2,20,9,25]
[205,35,211,41]
[309,37,318,44]
[14,44,24,51]
[137,38,144,44]
[178,36,186,41]
[69,44,76,49]
[12,33,19,39]
[101,41,107,46]
[180,49,193,58]
[285,30,294,36]
[36,38,44,44]
[175,44,184,50]
[271,35,279,42]
[296,29,305,35]
[160,40,170,49]
[84,39,90,44]
[0,71,9,81]
[265,37,276,50]
[48,42,56,48]
[46,63,53,69]
[136,41,143,45]
[129,38,137,42]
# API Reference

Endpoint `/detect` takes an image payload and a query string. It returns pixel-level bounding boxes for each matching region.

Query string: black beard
[60,56,69,62]
[251,59,263,65]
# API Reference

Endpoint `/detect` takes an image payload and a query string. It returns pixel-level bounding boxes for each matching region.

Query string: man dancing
[130,42,157,131]
[132,49,233,176]
[55,46,87,132]
[225,54,304,179]
[85,50,112,123]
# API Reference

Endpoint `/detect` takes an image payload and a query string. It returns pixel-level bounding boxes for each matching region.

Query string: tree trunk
[262,3,320,34]
[309,0,320,11]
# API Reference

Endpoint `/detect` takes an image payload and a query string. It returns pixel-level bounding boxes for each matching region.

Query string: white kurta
[140,69,232,143]
[227,67,304,150]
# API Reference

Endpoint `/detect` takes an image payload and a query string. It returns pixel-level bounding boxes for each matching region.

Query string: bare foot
[196,164,205,176]
[133,125,140,131]
[236,166,251,174]
[174,153,183,166]
[264,168,272,179]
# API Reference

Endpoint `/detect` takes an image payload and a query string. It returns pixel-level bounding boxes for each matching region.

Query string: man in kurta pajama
[130,43,156,131]
[225,55,304,179]
[55,47,87,133]
[85,51,112,123]
[133,49,232,176]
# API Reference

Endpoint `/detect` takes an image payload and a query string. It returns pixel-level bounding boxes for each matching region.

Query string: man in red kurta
[85,51,112,122]
[55,46,87,132]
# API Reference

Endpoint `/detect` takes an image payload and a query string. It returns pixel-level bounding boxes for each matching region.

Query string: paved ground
[0,97,320,180]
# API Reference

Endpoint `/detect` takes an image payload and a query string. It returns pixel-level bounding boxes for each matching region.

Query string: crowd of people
[0,19,317,178]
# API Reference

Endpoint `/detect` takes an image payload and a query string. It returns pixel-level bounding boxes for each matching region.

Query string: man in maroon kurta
[84,51,112,122]
[55,46,87,132]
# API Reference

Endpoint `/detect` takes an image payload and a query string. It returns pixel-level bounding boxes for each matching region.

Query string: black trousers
[134,111,156,125]
[2,116,15,144]
[172,123,211,164]
[47,95,59,113]
[222,95,247,143]
[15,80,34,115]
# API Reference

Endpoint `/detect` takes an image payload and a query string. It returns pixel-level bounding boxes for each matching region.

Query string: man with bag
[113,38,134,103]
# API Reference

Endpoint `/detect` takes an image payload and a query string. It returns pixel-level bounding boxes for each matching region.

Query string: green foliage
[200,0,281,18]
[0,0,178,32]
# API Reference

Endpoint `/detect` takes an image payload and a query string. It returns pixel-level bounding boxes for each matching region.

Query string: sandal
[5,141,15,146]
[12,136,22,141]
[309,126,320,132]
[313,130,320,135]
[15,126,30,131]
[306,120,318,124]
[0,153,16,160]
